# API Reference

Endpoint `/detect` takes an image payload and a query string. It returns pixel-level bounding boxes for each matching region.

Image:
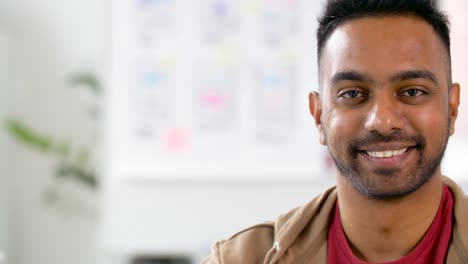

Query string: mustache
[349,130,426,153]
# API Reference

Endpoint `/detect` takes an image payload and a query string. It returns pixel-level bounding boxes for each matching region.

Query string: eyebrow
[330,70,439,86]
[330,71,373,85]
[390,70,438,85]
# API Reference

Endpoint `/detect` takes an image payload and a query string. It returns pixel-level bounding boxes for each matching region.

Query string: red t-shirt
[328,185,454,264]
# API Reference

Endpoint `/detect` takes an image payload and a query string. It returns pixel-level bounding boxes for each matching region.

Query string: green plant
[4,119,98,189]
[4,71,101,216]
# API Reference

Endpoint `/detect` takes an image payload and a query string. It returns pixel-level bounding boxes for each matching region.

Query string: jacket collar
[268,187,337,263]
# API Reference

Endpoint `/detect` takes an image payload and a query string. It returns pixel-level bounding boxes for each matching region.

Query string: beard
[328,129,449,200]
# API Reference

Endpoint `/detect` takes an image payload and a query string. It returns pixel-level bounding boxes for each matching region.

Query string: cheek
[323,110,360,149]
[409,107,450,144]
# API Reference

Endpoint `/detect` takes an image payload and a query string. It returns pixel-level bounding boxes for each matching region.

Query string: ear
[309,92,326,145]
[449,83,460,136]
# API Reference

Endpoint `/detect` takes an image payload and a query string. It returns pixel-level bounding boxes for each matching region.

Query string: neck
[336,173,444,263]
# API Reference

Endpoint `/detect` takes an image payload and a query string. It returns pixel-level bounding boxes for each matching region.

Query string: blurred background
[0,0,467,263]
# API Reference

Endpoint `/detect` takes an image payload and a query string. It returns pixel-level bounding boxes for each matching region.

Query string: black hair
[317,0,451,64]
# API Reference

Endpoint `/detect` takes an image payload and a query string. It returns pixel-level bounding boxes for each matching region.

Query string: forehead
[319,15,448,86]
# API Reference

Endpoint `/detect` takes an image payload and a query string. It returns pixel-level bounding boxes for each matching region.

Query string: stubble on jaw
[326,128,449,200]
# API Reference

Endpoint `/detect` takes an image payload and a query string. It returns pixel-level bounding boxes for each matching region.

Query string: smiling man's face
[312,15,460,199]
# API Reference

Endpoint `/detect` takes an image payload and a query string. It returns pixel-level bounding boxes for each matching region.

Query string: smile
[365,148,408,158]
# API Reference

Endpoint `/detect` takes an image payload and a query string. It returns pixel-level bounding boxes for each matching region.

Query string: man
[203,0,468,263]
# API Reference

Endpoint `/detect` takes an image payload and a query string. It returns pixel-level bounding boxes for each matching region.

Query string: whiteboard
[106,0,330,181]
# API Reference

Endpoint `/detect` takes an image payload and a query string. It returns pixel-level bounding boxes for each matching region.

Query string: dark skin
[309,16,460,262]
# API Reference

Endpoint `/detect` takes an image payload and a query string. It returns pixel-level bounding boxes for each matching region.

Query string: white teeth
[366,148,407,158]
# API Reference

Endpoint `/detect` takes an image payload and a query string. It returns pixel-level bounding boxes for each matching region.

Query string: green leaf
[68,72,101,94]
[55,163,99,190]
[4,119,53,153]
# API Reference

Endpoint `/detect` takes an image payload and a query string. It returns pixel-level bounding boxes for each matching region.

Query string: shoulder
[202,222,275,264]
[444,176,468,262]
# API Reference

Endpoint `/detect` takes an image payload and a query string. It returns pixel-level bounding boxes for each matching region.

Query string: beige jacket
[203,177,468,263]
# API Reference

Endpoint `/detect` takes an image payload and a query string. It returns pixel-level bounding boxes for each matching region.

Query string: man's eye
[399,88,426,97]
[340,90,365,99]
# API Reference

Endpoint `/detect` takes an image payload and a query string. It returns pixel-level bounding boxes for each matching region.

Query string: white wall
[100,178,335,263]
[0,31,11,264]
[441,0,468,138]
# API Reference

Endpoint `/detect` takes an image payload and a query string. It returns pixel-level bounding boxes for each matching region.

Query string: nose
[364,95,404,135]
